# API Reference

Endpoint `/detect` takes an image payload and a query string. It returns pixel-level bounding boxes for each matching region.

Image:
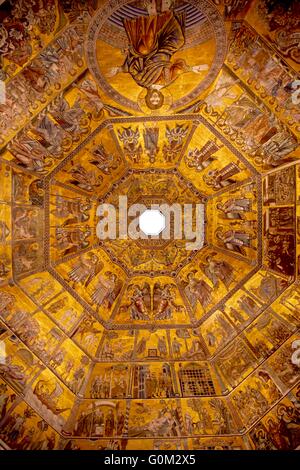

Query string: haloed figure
[108,0,208,104]
[145,89,165,110]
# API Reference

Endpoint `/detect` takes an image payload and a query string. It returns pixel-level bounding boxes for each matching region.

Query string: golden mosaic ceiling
[0,0,300,451]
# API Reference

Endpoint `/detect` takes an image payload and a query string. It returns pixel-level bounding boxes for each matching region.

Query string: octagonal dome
[0,0,299,454]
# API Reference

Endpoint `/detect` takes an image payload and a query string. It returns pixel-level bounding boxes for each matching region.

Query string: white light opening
[139,210,166,236]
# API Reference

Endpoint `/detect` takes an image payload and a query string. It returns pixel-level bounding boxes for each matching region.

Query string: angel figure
[182,272,213,310]
[55,227,91,256]
[203,163,240,191]
[143,127,160,163]
[67,165,103,192]
[215,228,253,255]
[91,272,122,313]
[216,198,252,220]
[32,115,66,158]
[52,195,91,225]
[120,283,151,321]
[153,283,183,320]
[254,131,297,167]
[50,96,87,135]
[90,143,120,175]
[108,0,208,95]
[199,254,235,290]
[68,253,103,287]
[163,123,189,162]
[185,140,220,172]
[8,135,51,173]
